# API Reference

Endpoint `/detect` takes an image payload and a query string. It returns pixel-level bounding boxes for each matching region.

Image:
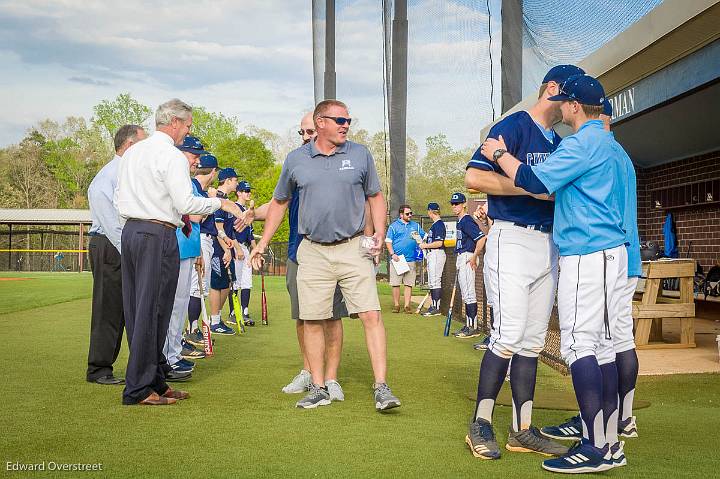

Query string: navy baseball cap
[177,136,209,156]
[427,202,440,211]
[218,167,238,182]
[198,154,218,169]
[237,180,252,192]
[549,74,606,106]
[542,64,585,84]
[450,192,466,204]
[602,99,612,117]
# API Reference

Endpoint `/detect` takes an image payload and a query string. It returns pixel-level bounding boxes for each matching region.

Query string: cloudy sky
[0,0,658,150]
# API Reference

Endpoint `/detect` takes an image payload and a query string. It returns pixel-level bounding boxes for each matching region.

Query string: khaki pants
[296,236,380,320]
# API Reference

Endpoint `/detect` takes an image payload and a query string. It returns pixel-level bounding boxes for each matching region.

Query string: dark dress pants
[87,235,125,381]
[121,220,180,405]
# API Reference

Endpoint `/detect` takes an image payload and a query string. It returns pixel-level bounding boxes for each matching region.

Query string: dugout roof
[0,209,92,225]
[480,0,720,168]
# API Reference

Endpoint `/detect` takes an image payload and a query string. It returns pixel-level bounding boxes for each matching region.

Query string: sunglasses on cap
[320,116,352,126]
[298,128,316,137]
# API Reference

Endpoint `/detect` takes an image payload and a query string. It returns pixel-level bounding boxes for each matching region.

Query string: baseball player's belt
[512,222,553,234]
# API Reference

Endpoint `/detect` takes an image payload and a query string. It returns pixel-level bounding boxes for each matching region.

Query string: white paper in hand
[391,254,410,275]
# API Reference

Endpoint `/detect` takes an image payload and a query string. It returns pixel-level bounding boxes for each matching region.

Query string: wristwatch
[492,148,507,162]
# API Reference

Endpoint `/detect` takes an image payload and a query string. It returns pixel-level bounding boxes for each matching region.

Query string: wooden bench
[633,259,696,349]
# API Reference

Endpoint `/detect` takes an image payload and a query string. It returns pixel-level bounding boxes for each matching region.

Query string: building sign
[608,87,636,120]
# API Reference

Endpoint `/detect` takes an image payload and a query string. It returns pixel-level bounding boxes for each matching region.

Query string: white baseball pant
[233,244,253,290]
[191,233,214,298]
[426,249,446,289]
[483,221,558,359]
[455,252,477,304]
[164,257,193,365]
[559,245,628,367]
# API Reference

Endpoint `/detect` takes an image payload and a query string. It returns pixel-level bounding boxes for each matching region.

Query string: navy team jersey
[455,215,483,254]
[234,203,254,246]
[287,191,302,263]
[426,220,447,247]
[467,111,561,226]
[193,178,218,236]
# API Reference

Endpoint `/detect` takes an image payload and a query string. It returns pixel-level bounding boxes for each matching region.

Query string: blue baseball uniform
[232,203,255,292]
[191,178,215,298]
[468,111,562,436]
[424,220,447,306]
[210,191,235,291]
[454,213,484,329]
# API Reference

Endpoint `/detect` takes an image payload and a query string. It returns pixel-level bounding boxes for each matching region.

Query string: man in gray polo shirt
[250,99,400,411]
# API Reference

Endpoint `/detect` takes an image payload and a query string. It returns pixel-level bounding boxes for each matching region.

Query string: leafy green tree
[213,134,274,182]
[92,93,152,140]
[191,107,240,152]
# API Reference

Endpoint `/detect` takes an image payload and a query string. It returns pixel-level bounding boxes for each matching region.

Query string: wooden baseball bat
[415,292,430,314]
[444,271,459,337]
[195,263,213,356]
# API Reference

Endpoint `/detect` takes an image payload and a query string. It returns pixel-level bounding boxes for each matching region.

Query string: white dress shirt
[115,131,221,226]
[88,155,123,253]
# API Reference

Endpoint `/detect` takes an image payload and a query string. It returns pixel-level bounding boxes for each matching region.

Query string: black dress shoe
[92,375,125,385]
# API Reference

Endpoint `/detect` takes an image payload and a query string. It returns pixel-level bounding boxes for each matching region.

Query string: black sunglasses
[298,128,316,136]
[320,116,352,126]
[404,211,413,216]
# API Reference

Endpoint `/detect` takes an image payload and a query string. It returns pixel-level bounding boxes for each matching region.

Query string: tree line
[0,93,476,242]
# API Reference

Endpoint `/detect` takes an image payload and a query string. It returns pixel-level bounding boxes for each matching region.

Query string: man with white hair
[116,98,242,406]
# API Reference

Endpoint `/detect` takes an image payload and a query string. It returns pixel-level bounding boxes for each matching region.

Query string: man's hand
[480,135,507,162]
[468,254,479,271]
[473,204,489,224]
[530,193,555,201]
[194,256,204,277]
[208,187,218,198]
[391,253,399,262]
[249,242,266,271]
[371,231,384,258]
[233,208,255,232]
[222,250,231,267]
[235,245,245,261]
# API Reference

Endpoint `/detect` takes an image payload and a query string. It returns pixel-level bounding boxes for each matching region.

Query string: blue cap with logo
[542,64,585,84]
[602,99,612,117]
[218,167,238,182]
[237,180,252,192]
[427,202,440,211]
[198,154,218,169]
[549,74,606,106]
[177,136,209,156]
[450,192,466,204]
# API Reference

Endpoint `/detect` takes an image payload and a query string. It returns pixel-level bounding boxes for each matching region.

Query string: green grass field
[1,272,718,478]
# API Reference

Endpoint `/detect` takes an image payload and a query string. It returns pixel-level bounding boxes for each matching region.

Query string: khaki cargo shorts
[389,260,417,287]
[296,236,381,320]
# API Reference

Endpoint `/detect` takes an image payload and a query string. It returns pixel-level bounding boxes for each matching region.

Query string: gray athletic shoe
[282,369,311,394]
[453,325,470,337]
[465,418,500,459]
[326,379,345,401]
[373,383,401,411]
[506,426,569,456]
[422,306,441,317]
[295,384,331,409]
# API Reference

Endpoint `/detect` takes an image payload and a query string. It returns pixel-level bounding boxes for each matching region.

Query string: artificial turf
[1,272,718,478]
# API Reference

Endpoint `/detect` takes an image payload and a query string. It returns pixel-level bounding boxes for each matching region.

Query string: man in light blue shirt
[86,124,146,385]
[385,204,424,313]
[482,74,633,473]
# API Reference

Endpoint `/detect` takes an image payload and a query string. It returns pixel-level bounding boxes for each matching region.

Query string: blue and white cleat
[542,440,614,474]
[541,415,583,441]
[604,441,627,468]
[618,416,638,438]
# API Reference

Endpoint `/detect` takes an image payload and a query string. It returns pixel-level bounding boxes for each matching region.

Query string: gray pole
[312,0,323,105]
[324,0,336,100]
[501,0,522,113]
[389,0,407,217]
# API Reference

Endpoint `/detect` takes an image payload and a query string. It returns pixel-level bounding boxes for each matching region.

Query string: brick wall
[637,150,720,271]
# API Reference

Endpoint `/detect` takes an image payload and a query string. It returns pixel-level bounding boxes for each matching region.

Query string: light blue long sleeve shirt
[88,155,123,253]
[529,120,629,256]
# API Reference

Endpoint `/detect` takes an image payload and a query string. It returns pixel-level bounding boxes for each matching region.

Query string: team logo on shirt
[339,159,354,171]
[526,152,550,165]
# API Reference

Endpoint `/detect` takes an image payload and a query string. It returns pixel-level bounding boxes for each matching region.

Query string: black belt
[513,222,552,233]
[309,232,361,246]
[127,218,176,229]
